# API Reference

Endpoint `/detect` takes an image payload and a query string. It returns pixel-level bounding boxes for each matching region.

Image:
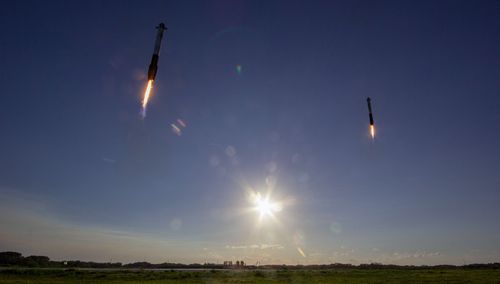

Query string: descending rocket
[367,97,375,139]
[147,23,166,81]
[141,23,167,118]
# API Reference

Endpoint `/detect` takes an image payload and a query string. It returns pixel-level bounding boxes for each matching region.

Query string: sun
[251,192,282,221]
[255,196,276,217]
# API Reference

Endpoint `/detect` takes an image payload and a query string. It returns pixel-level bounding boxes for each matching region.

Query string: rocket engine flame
[141,79,154,118]
[370,124,375,139]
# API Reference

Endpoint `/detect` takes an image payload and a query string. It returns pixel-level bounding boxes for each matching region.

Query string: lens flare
[297,247,306,258]
[370,124,375,139]
[141,79,154,118]
[177,119,186,128]
[171,124,182,136]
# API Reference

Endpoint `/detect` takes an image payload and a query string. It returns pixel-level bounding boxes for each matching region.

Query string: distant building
[223,260,245,268]
[223,261,233,267]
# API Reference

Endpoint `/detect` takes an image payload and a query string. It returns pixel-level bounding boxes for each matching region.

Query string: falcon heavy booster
[367,97,374,126]
[140,23,167,118]
[147,23,167,81]
[367,97,375,139]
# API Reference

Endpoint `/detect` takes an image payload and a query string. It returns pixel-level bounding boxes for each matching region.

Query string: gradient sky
[1,0,500,265]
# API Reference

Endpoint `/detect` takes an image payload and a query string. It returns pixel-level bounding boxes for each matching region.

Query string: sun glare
[251,192,282,221]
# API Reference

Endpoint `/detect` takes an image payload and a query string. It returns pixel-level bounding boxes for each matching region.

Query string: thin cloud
[225,244,284,250]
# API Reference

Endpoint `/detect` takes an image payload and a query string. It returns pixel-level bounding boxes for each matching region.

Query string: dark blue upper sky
[1,0,499,264]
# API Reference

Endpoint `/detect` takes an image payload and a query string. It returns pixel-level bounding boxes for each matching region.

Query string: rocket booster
[147,23,167,81]
[367,97,374,126]
[367,97,376,139]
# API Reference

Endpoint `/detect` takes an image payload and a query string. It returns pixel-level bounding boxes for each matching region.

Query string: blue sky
[1,0,499,265]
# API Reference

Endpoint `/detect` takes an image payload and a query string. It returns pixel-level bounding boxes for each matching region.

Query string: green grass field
[1,268,500,283]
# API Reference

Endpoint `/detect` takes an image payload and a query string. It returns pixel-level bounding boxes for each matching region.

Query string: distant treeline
[1,251,499,270]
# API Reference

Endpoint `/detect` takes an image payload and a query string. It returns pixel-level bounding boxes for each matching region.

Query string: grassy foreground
[1,268,500,283]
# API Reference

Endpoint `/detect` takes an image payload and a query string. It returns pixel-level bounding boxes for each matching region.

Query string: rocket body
[367,97,375,139]
[140,23,167,118]
[147,23,166,81]
[147,55,158,81]
[367,97,374,126]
